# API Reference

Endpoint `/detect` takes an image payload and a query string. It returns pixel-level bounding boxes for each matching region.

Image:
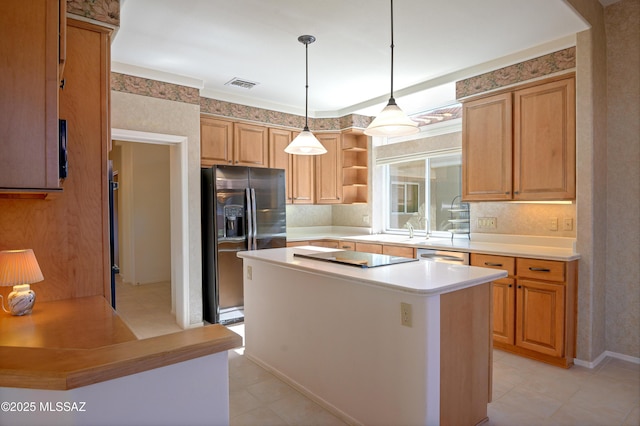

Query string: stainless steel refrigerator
[201,165,286,324]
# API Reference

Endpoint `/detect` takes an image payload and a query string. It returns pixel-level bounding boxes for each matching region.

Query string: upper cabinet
[234,122,268,168]
[200,116,268,168]
[200,116,369,205]
[201,116,233,167]
[462,75,575,202]
[341,130,369,204]
[315,133,342,204]
[0,0,65,192]
[268,128,293,203]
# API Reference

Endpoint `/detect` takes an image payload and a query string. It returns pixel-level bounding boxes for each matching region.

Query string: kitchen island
[0,296,242,426]
[238,247,508,426]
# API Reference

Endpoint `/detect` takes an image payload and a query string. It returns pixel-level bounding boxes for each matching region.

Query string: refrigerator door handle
[245,188,254,250]
[250,187,258,250]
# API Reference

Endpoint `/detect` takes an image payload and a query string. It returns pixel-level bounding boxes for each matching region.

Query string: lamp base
[7,284,36,316]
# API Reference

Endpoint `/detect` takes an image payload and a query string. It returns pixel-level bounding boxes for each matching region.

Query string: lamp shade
[0,249,44,287]
[285,129,327,155]
[364,100,419,137]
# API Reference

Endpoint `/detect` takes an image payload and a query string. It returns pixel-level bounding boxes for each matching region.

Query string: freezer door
[249,167,287,249]
[214,166,250,311]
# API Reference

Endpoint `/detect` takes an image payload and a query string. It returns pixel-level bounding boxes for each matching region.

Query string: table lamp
[0,249,44,316]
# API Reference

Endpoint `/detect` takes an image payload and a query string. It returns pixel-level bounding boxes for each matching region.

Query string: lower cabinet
[471,253,577,368]
[355,242,416,259]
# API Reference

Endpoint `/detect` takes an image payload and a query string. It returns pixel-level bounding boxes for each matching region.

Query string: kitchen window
[382,151,462,236]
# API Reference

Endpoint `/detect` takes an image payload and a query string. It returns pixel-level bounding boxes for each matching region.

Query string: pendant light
[364,0,419,137]
[285,35,327,155]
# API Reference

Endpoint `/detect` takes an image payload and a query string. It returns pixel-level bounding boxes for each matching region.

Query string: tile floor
[116,279,640,426]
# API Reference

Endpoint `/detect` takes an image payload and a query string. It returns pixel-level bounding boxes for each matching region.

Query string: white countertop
[238,247,507,296]
[286,227,580,261]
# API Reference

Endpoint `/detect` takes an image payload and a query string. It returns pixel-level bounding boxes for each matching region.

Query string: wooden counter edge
[0,325,242,390]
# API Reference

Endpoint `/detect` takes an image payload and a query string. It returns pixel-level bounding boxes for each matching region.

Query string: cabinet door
[462,93,513,201]
[513,77,575,200]
[269,128,293,203]
[515,279,565,357]
[291,153,314,204]
[200,116,233,166]
[492,278,515,345]
[0,0,60,189]
[315,133,342,204]
[234,122,268,167]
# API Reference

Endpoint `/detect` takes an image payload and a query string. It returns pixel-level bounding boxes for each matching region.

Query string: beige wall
[122,142,172,285]
[604,0,639,358]
[111,91,202,326]
[567,0,639,361]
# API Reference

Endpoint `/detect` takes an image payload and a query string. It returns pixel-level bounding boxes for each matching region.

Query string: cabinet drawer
[382,245,415,259]
[471,254,515,276]
[517,258,565,282]
[355,242,383,254]
[310,240,339,249]
[286,240,309,247]
[338,241,355,250]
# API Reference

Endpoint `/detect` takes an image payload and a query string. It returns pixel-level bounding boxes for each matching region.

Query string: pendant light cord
[304,39,310,130]
[389,0,396,104]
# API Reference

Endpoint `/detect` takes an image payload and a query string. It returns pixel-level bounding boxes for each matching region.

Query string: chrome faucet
[406,223,414,238]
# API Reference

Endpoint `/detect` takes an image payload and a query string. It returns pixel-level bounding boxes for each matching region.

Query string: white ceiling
[111,0,590,118]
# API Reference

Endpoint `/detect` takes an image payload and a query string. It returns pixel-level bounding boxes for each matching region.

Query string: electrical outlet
[246,265,252,280]
[550,217,558,231]
[400,302,412,327]
[477,217,497,229]
[563,218,574,231]
[362,215,370,225]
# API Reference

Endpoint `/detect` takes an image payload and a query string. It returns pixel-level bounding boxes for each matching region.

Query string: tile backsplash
[470,202,577,237]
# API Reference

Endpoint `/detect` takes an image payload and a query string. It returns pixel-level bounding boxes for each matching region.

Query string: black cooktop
[294,250,418,268]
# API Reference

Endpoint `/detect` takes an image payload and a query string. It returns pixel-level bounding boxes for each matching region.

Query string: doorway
[110,128,191,331]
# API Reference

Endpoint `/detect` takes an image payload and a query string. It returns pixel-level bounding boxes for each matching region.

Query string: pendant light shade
[285,35,327,155]
[364,0,418,137]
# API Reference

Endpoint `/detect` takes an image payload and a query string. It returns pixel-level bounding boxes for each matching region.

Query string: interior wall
[110,91,202,326]
[604,0,639,358]
[567,0,609,362]
[125,143,172,285]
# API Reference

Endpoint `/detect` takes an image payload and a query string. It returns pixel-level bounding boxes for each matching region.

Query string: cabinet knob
[508,284,513,288]
[517,285,522,289]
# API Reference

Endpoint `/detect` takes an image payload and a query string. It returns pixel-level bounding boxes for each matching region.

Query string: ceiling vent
[225,78,259,89]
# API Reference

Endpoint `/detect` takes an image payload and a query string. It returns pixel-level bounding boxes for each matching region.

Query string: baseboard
[574,350,640,369]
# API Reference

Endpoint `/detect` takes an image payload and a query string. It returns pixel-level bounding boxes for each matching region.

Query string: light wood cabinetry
[471,253,577,367]
[338,241,355,250]
[0,0,64,192]
[355,242,415,259]
[291,150,315,204]
[200,116,233,166]
[200,117,269,168]
[315,133,342,204]
[268,128,293,203]
[201,117,368,205]
[355,242,383,254]
[0,18,112,303]
[462,93,513,201]
[513,78,576,200]
[472,254,516,345]
[234,122,268,167]
[341,130,368,204]
[382,245,416,258]
[462,75,575,201]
